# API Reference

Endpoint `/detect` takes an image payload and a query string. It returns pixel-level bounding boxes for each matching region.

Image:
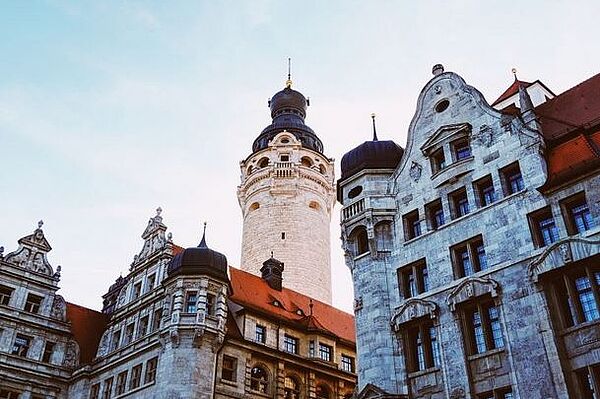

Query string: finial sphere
[432,64,445,76]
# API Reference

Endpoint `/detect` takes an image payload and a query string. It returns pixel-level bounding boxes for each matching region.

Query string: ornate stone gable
[4,221,56,277]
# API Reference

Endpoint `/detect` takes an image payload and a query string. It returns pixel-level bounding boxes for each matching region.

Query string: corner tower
[237,77,335,304]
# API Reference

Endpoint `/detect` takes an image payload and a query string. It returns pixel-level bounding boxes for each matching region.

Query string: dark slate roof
[166,234,229,283]
[253,86,324,154]
[340,139,404,181]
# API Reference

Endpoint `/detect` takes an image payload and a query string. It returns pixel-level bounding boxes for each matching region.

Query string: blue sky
[1,0,599,312]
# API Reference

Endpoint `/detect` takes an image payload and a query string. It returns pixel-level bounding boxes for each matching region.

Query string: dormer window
[273,300,281,307]
[430,148,446,174]
[451,139,472,161]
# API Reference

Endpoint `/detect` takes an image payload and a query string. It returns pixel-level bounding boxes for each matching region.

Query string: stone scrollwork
[391,298,438,331]
[529,236,600,282]
[446,277,500,312]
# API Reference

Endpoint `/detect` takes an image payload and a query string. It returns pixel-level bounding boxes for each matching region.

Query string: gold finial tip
[285,78,292,88]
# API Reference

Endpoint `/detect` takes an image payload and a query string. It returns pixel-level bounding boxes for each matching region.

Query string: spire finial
[285,58,292,88]
[199,221,208,248]
[156,207,162,216]
[38,220,44,229]
[371,113,378,141]
[270,250,274,258]
[512,68,518,81]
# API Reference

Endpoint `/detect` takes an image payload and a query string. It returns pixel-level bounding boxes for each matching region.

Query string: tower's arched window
[374,221,393,252]
[319,164,327,175]
[349,226,369,256]
[316,384,331,399]
[258,157,269,168]
[247,165,254,175]
[284,376,301,399]
[301,156,313,168]
[250,366,269,393]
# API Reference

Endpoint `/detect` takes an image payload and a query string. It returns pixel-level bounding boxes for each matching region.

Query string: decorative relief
[529,237,600,282]
[354,297,363,312]
[449,387,466,399]
[446,277,500,312]
[474,124,494,147]
[50,295,66,321]
[97,331,110,357]
[63,340,79,368]
[409,162,422,182]
[4,221,54,276]
[391,298,438,331]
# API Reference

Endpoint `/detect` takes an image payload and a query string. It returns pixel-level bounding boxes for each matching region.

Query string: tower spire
[371,113,378,141]
[199,221,207,248]
[286,58,292,88]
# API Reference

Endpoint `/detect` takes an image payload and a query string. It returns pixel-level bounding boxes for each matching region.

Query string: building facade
[0,80,356,399]
[338,65,600,398]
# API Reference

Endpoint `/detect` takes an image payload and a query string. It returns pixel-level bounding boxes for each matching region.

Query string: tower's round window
[348,186,363,199]
[249,202,260,212]
[309,201,320,210]
[258,157,269,168]
[435,99,450,113]
[281,138,290,144]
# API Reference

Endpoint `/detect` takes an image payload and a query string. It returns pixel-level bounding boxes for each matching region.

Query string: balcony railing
[342,199,365,221]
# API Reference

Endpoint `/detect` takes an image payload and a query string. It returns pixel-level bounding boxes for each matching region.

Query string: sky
[1,0,599,313]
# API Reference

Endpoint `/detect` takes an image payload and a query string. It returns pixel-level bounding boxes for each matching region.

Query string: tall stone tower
[237,77,335,304]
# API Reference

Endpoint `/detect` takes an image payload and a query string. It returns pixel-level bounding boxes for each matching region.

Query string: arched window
[247,165,254,175]
[250,366,269,393]
[319,164,327,175]
[284,376,301,399]
[349,226,369,256]
[258,157,269,168]
[316,384,330,399]
[301,156,313,168]
[309,201,320,211]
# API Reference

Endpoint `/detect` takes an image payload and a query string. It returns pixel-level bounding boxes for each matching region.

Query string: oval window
[249,202,260,211]
[435,99,450,113]
[281,138,290,144]
[309,201,320,210]
[348,186,363,199]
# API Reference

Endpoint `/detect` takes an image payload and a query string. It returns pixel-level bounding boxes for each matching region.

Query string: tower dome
[252,81,323,154]
[166,228,228,283]
[340,115,404,180]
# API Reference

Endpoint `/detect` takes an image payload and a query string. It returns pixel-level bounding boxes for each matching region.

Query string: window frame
[451,235,487,278]
[318,343,332,362]
[42,341,56,363]
[461,299,505,356]
[451,138,472,162]
[449,187,470,219]
[184,291,198,313]
[283,334,299,354]
[528,207,560,248]
[129,363,143,390]
[430,147,446,174]
[101,377,113,399]
[206,293,216,316]
[425,199,445,230]
[403,209,421,240]
[221,355,237,382]
[340,354,355,373]
[398,259,429,299]
[89,383,100,399]
[255,324,266,344]
[24,293,43,314]
[0,285,14,307]
[12,333,32,357]
[473,175,496,207]
[403,318,440,373]
[500,162,524,195]
[144,357,158,384]
[115,371,128,395]
[561,192,595,235]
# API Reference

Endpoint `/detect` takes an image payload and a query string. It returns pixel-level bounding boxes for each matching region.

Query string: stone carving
[5,222,55,276]
[391,298,438,331]
[409,162,422,182]
[53,265,62,281]
[447,277,500,311]
[170,329,180,347]
[97,331,110,357]
[63,340,79,368]
[434,85,442,95]
[475,124,494,147]
[50,295,66,321]
[529,237,600,282]
[354,297,363,311]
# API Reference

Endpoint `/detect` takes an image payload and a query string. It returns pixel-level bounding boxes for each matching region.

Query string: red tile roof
[535,72,600,142]
[66,302,109,364]
[492,79,532,106]
[228,267,356,344]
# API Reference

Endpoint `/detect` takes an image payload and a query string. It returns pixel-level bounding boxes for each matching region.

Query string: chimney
[260,255,284,291]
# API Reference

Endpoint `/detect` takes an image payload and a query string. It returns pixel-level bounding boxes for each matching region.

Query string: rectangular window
[206,293,216,315]
[116,371,128,395]
[185,292,197,313]
[24,293,43,314]
[90,383,100,399]
[562,192,595,235]
[463,301,504,355]
[548,266,600,328]
[12,334,31,357]
[449,188,470,219]
[575,365,600,398]
[405,320,440,372]
[477,388,514,399]
[42,341,55,363]
[430,148,446,174]
[403,209,421,240]
[426,199,445,230]
[101,377,113,399]
[111,330,121,351]
[309,340,315,357]
[137,316,149,339]
[398,259,429,299]
[501,162,524,195]
[451,236,487,278]
[144,357,158,384]
[124,323,135,345]
[152,309,162,332]
[146,274,156,293]
[319,343,332,362]
[341,354,354,372]
[132,282,142,300]
[529,207,560,247]
[474,175,496,207]
[255,325,266,344]
[130,364,142,390]
[221,355,237,382]
[0,285,14,306]
[452,139,472,161]
[283,335,299,354]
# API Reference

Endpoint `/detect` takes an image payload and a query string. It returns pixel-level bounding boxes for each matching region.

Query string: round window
[348,186,363,199]
[435,99,450,113]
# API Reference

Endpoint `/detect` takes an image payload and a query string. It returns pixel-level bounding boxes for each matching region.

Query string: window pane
[422,267,429,292]
[429,327,440,368]
[539,217,559,246]
[508,172,524,193]
[460,249,473,277]
[575,276,600,322]
[488,306,505,349]
[572,202,594,233]
[472,310,486,354]
[416,330,426,371]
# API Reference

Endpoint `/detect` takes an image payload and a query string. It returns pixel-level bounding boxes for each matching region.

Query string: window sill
[561,318,600,336]
[219,378,237,387]
[430,156,474,184]
[407,366,440,379]
[352,252,370,261]
[113,380,155,399]
[467,347,504,361]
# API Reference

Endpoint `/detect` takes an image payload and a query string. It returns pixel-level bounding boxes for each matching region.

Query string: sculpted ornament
[97,331,110,357]
[475,124,494,147]
[51,295,67,321]
[63,341,79,368]
[409,161,422,182]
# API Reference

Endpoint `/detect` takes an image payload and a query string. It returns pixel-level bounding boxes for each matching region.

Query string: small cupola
[260,253,284,291]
